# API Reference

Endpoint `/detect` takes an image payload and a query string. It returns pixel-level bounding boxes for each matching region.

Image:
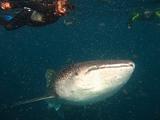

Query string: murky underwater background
[0,0,160,120]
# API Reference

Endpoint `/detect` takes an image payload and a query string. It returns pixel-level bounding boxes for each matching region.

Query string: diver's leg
[0,9,32,30]
[0,16,17,30]
[0,0,24,10]
[0,15,26,30]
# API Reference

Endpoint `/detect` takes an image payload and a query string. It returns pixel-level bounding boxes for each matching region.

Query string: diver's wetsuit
[0,0,60,30]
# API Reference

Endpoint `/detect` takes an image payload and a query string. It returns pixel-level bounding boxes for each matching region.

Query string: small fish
[10,60,135,111]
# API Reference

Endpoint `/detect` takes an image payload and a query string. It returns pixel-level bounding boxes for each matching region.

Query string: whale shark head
[55,60,135,105]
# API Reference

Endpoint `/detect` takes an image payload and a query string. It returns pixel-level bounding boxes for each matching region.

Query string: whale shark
[13,60,135,110]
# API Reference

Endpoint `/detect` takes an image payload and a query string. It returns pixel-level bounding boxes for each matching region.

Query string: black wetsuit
[0,0,60,30]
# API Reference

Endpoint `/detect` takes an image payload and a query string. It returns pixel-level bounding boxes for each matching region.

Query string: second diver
[128,9,160,29]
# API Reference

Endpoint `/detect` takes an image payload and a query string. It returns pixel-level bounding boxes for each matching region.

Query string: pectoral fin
[0,96,55,112]
[12,96,55,108]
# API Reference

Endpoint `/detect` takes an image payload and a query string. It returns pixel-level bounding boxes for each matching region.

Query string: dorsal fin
[45,69,56,89]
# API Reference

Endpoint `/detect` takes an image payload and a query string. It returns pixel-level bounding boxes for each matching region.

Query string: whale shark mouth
[85,62,135,74]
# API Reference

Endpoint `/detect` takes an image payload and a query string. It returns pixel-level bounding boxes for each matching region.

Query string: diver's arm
[0,0,48,11]
[0,15,25,30]
[14,1,55,14]
[0,0,31,10]
[0,8,32,30]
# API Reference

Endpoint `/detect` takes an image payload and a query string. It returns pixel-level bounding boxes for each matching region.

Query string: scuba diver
[128,9,160,29]
[0,0,74,30]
